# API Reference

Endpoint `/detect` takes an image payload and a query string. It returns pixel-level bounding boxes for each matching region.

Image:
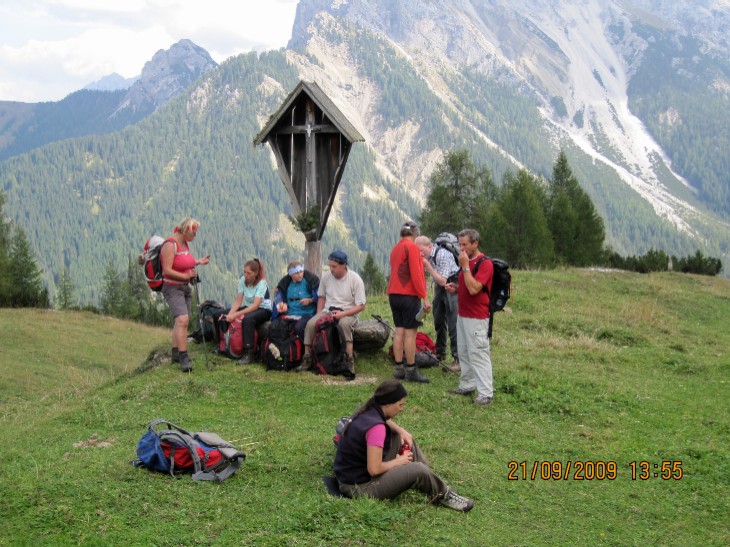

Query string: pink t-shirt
[365,424,387,448]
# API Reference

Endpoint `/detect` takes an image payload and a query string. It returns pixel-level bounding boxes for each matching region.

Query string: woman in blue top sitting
[226,258,272,364]
[273,261,320,340]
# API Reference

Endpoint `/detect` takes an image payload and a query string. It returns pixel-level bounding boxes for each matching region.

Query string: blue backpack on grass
[133,419,246,482]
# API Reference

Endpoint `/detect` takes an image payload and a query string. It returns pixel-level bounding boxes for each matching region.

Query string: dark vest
[334,406,391,485]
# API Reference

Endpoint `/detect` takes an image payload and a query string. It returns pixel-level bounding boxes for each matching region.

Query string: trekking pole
[433,353,458,374]
[191,276,211,371]
[487,304,494,339]
[372,314,395,334]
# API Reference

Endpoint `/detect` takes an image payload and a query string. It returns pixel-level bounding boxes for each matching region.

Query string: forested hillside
[0,51,419,304]
[625,23,730,216]
[0,90,137,162]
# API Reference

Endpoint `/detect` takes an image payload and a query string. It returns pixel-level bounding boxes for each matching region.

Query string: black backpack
[191,300,227,343]
[311,314,354,379]
[263,317,303,371]
[473,256,511,337]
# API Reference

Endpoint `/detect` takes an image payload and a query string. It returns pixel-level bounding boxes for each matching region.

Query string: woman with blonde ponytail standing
[160,217,210,372]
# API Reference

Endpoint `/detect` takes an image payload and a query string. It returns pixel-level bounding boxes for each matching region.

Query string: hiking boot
[404,365,429,383]
[236,350,256,365]
[179,351,192,373]
[393,363,405,380]
[449,386,475,396]
[295,352,312,372]
[343,352,355,374]
[446,356,460,373]
[439,489,474,512]
[171,348,180,364]
[474,395,493,406]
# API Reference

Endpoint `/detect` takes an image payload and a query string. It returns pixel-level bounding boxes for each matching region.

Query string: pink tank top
[163,238,196,285]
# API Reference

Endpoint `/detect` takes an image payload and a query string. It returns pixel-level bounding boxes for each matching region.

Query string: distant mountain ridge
[0,39,217,161]
[83,73,138,92]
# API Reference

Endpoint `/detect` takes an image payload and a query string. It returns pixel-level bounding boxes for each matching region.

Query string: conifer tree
[0,193,12,306]
[100,261,125,316]
[498,170,554,268]
[361,253,387,295]
[549,151,605,266]
[8,227,50,308]
[56,267,77,310]
[419,149,495,237]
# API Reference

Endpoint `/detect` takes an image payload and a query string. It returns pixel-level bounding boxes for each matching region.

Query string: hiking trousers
[433,284,458,358]
[242,308,271,349]
[338,432,448,501]
[456,316,493,397]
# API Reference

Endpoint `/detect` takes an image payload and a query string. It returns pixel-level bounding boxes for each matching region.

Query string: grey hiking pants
[433,284,458,358]
[338,431,448,502]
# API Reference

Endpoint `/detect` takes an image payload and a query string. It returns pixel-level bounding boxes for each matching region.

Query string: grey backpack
[134,419,246,482]
[434,232,460,263]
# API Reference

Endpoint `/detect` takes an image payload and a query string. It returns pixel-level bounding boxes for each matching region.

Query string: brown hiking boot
[444,356,461,373]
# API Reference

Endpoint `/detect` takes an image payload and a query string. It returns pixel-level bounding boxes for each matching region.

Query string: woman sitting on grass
[226,258,272,364]
[333,379,474,512]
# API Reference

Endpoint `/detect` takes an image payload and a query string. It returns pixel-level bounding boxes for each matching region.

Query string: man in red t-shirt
[387,221,431,383]
[447,229,494,405]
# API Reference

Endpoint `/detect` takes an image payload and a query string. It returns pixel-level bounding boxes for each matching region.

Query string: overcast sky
[0,0,300,103]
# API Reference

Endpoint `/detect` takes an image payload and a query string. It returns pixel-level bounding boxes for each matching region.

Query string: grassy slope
[0,270,728,546]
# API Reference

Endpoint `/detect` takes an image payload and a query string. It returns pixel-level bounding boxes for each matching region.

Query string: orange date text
[507,460,618,480]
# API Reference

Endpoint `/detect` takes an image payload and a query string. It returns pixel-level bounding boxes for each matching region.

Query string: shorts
[161,283,192,318]
[389,294,422,329]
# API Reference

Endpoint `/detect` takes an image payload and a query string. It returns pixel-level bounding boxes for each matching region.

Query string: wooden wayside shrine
[254,81,364,272]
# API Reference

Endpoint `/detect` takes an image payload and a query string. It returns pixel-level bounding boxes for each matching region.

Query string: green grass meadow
[1,269,728,545]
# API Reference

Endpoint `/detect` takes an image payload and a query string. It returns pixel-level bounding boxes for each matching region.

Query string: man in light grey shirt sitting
[299,250,366,374]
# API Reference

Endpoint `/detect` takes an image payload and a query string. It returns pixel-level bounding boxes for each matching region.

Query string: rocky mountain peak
[113,39,218,117]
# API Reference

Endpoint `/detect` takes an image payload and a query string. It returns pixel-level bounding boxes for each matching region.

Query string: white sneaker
[439,489,474,512]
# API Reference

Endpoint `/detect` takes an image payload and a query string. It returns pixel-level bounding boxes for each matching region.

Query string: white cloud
[0,0,299,102]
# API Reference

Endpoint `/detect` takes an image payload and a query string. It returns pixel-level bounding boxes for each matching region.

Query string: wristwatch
[462,267,469,272]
